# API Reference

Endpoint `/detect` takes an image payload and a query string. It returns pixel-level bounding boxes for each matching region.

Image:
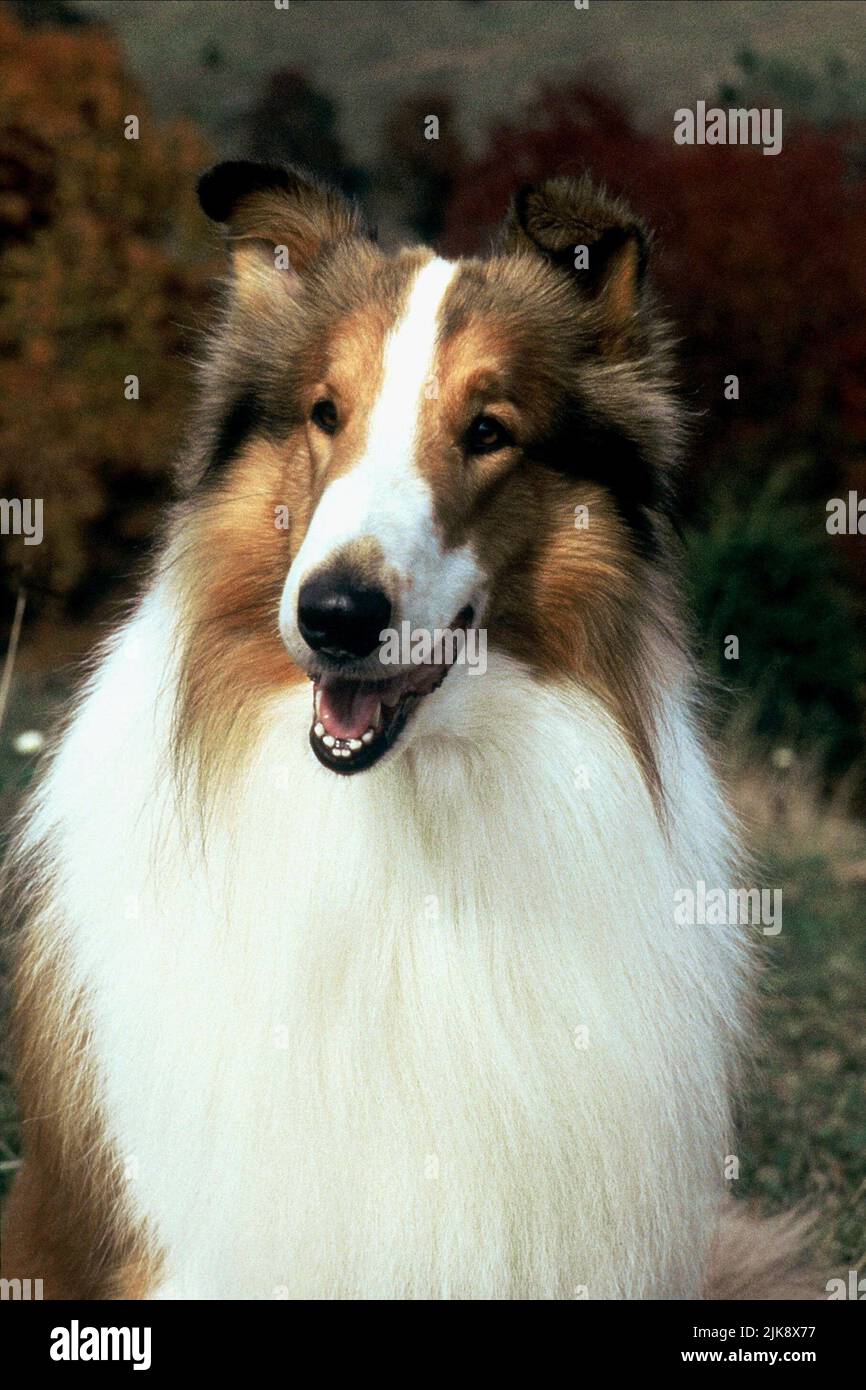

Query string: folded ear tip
[197,161,292,223]
[197,162,246,222]
[503,174,651,284]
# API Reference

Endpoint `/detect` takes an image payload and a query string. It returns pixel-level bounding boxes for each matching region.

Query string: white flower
[12,730,44,756]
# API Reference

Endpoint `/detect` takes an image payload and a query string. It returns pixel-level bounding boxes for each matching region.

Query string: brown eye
[465,414,513,455]
[310,398,338,435]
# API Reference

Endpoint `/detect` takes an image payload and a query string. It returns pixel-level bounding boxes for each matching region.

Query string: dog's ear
[495,175,649,349]
[197,160,366,300]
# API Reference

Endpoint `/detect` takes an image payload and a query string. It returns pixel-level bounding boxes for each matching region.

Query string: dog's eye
[465,414,513,455]
[310,398,338,435]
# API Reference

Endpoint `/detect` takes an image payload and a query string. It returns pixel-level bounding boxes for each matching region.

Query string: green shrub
[685,469,864,780]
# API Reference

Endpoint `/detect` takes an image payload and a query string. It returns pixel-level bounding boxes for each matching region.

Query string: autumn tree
[0,5,215,631]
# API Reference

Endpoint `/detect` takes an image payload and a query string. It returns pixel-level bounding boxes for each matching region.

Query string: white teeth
[312,693,380,761]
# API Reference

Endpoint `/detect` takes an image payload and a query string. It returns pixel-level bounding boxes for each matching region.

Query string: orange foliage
[0,6,216,622]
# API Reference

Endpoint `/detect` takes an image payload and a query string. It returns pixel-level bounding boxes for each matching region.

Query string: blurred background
[0,1,864,1274]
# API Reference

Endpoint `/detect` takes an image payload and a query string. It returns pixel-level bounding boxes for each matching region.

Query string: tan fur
[410,302,674,805]
[485,479,676,808]
[305,301,392,490]
[229,185,362,272]
[173,440,308,800]
[1,903,155,1298]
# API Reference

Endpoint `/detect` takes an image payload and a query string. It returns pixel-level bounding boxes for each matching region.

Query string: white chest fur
[26,587,746,1299]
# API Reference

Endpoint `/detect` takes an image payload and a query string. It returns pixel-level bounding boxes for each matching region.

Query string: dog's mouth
[309,607,474,774]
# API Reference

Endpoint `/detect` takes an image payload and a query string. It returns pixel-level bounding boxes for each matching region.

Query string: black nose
[297,575,392,661]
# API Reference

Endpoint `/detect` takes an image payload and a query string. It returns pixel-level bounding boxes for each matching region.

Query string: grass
[740,847,866,1269]
[0,670,863,1278]
[730,768,866,1272]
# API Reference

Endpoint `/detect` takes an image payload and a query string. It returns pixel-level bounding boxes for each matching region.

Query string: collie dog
[2,164,815,1300]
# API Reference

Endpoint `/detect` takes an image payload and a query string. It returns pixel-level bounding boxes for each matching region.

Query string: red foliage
[441,84,866,505]
[0,6,215,625]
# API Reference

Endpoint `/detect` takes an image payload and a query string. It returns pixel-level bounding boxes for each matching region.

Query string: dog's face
[180,163,679,781]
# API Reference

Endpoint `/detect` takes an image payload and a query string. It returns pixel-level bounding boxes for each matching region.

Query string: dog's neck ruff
[24,582,745,1299]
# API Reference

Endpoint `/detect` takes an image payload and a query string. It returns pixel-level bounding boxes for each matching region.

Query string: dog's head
[178,161,681,780]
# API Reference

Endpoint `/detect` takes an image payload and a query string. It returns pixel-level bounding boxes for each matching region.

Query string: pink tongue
[317,680,383,740]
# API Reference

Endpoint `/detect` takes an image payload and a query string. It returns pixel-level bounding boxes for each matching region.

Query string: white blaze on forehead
[367,255,458,461]
[280,255,484,653]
